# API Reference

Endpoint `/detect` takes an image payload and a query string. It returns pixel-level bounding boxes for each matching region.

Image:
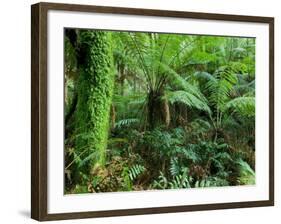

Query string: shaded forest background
[64,29,256,194]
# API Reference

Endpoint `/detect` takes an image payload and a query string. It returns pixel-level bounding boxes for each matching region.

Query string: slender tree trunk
[110,103,116,129]
[119,65,125,96]
[163,97,170,127]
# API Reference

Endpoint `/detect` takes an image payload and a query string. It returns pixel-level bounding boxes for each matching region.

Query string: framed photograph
[31,2,274,221]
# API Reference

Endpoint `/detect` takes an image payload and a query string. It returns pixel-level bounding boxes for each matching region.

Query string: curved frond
[166,90,210,114]
[193,71,216,82]
[225,96,255,117]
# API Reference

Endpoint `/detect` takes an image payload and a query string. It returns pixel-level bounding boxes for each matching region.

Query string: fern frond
[195,176,229,188]
[206,65,238,111]
[128,164,146,181]
[236,159,255,185]
[193,71,216,82]
[114,118,140,129]
[225,96,255,117]
[170,158,181,176]
[166,90,211,114]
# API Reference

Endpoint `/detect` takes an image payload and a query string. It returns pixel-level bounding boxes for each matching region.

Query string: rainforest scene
[64,29,256,194]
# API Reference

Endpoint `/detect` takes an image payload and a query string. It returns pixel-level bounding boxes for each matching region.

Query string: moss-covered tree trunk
[75,30,114,172]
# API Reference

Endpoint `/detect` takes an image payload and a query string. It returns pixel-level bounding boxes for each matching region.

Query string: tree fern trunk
[147,89,170,129]
[75,30,114,171]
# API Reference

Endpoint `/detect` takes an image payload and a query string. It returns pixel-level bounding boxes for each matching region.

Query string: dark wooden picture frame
[31,2,274,221]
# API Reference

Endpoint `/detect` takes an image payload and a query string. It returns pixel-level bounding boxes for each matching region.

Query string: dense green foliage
[64,29,255,194]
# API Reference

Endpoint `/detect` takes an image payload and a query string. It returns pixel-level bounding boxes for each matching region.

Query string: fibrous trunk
[147,90,170,129]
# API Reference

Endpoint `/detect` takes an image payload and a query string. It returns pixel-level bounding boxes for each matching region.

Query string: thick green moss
[75,31,114,169]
